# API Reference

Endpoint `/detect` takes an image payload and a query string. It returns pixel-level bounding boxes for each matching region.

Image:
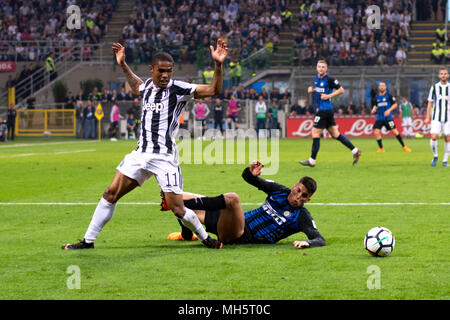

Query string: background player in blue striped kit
[371,81,411,153]
[164,161,326,249]
[299,60,361,167]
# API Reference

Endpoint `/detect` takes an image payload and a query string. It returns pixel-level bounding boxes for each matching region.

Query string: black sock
[337,134,355,151]
[311,138,320,160]
[183,194,226,211]
[177,219,193,240]
[377,139,383,149]
[396,134,405,147]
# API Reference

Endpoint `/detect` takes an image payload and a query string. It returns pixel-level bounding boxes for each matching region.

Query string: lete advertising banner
[0,61,16,72]
[287,116,431,138]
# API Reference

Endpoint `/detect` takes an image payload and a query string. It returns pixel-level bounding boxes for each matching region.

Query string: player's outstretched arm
[112,42,143,96]
[241,161,287,194]
[195,39,228,99]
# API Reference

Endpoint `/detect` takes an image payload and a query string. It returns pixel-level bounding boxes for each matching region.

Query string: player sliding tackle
[62,39,228,250]
[162,161,326,248]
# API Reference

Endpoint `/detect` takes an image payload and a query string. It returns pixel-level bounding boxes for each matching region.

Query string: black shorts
[313,110,336,129]
[204,210,254,245]
[373,120,396,131]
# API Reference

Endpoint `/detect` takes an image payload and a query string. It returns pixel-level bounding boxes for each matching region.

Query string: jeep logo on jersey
[144,102,164,112]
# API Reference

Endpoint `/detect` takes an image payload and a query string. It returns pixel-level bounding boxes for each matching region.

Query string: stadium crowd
[0,0,118,62]
[120,0,289,68]
[291,0,413,67]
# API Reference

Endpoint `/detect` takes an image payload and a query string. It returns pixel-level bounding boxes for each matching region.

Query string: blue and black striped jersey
[372,93,396,122]
[241,168,325,246]
[313,74,341,111]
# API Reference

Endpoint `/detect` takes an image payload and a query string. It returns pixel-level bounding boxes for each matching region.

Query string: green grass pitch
[0,136,448,300]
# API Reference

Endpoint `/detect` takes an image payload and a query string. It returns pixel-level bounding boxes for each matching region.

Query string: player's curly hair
[151,52,174,66]
[299,176,317,195]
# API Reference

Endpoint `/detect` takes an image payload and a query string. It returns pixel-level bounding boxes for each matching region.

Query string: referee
[299,60,361,167]
[426,67,450,167]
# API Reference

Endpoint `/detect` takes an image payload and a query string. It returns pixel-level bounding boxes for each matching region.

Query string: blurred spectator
[109,100,122,139]
[0,117,8,142]
[193,99,210,136]
[212,97,225,134]
[6,103,16,141]
[267,99,280,132]
[83,100,96,139]
[290,100,304,115]
[226,94,241,129]
[76,101,84,139]
[255,95,267,136]
[127,113,137,139]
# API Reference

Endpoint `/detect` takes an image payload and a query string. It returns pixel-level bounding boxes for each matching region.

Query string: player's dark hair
[151,52,174,66]
[299,176,317,195]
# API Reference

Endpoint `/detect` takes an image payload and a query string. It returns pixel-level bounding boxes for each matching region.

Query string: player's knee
[224,192,241,207]
[103,187,118,203]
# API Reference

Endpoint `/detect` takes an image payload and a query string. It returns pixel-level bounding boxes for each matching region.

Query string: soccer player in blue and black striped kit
[164,161,326,249]
[371,81,411,153]
[300,60,361,167]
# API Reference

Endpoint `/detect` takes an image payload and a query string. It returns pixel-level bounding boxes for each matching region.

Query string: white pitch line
[0,202,449,206]
[0,140,100,149]
[0,149,96,158]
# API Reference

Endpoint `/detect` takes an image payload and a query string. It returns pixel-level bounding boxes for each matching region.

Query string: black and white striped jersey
[427,81,450,122]
[136,79,197,154]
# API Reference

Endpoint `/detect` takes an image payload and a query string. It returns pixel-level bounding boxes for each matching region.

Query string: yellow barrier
[15,109,76,136]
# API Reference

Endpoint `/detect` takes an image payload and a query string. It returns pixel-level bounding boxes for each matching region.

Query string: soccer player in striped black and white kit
[62,39,229,250]
[426,67,450,167]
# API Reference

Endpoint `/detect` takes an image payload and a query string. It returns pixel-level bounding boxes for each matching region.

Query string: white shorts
[117,150,183,194]
[430,120,450,136]
[401,117,412,127]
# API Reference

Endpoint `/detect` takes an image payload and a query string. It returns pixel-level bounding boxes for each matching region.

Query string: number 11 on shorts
[165,172,178,187]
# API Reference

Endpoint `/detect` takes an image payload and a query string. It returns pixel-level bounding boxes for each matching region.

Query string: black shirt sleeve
[241,167,289,194]
[371,95,377,108]
[298,208,326,248]
[388,94,396,105]
[327,76,341,90]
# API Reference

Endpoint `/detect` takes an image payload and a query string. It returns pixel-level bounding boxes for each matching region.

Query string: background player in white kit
[425,67,450,167]
[62,39,228,250]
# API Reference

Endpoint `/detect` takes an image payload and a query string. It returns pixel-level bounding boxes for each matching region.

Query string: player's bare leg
[165,192,222,249]
[216,193,245,243]
[166,192,244,244]
[62,171,139,250]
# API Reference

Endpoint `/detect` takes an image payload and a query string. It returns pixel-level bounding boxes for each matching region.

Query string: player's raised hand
[293,240,310,249]
[210,38,228,64]
[307,86,315,94]
[112,42,125,66]
[250,160,264,176]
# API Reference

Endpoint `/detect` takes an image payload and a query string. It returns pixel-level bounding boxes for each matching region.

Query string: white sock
[430,139,438,158]
[444,142,449,162]
[351,147,358,154]
[308,157,316,164]
[180,208,208,241]
[84,197,117,243]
